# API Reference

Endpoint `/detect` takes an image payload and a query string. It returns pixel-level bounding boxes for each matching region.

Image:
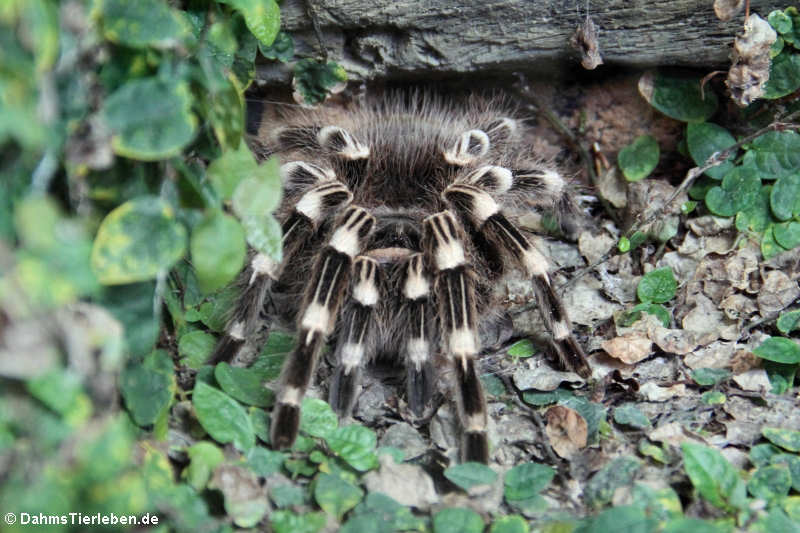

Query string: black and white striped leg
[400,253,436,416]
[423,211,489,463]
[443,184,591,378]
[329,256,380,416]
[208,166,352,365]
[271,206,375,449]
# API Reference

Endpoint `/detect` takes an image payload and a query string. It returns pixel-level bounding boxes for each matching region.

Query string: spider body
[210,95,591,463]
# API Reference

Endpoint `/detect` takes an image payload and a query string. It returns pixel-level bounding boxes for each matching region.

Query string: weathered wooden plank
[256,0,782,84]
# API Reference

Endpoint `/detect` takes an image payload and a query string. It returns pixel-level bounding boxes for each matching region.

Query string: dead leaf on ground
[512,357,585,391]
[648,421,705,447]
[639,382,686,402]
[363,455,439,510]
[602,334,653,364]
[727,14,777,107]
[545,405,588,459]
[757,270,800,316]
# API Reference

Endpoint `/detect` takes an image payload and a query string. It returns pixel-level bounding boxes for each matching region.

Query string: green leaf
[748,464,792,501]
[207,143,257,200]
[753,508,800,533]
[91,196,187,284]
[619,303,671,328]
[444,462,498,491]
[507,339,536,358]
[762,225,787,259]
[433,508,484,533]
[259,31,294,62]
[178,330,215,368]
[299,397,338,440]
[504,462,554,512]
[770,173,800,220]
[701,391,726,405]
[230,0,280,47]
[778,310,800,334]
[742,130,800,181]
[231,156,282,216]
[240,213,283,261]
[192,381,255,452]
[521,388,573,406]
[270,510,326,533]
[636,267,677,304]
[183,441,225,490]
[207,74,245,151]
[270,483,306,508]
[490,515,529,533]
[613,404,651,429]
[102,281,159,356]
[681,442,747,511]
[584,456,641,508]
[618,135,660,182]
[103,77,197,160]
[481,374,506,397]
[100,0,188,49]
[120,349,175,427]
[250,407,271,443]
[705,165,762,217]
[314,473,364,519]
[774,221,800,249]
[638,71,718,123]
[686,122,737,180]
[661,518,727,533]
[763,427,800,452]
[735,185,772,233]
[751,443,783,467]
[348,492,426,532]
[763,52,800,99]
[190,210,246,293]
[214,363,274,407]
[26,370,90,425]
[252,331,294,381]
[771,454,800,492]
[753,336,800,364]
[690,367,731,386]
[576,505,654,533]
[293,59,348,105]
[769,10,793,34]
[325,425,378,471]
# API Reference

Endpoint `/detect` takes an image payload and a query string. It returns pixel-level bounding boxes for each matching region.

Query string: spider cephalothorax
[209,95,591,463]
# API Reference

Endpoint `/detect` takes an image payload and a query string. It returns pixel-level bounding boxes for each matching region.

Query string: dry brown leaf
[727,14,778,107]
[363,455,439,510]
[570,16,603,70]
[596,166,627,209]
[639,382,686,402]
[757,270,800,316]
[545,405,588,458]
[732,368,772,393]
[602,334,653,364]
[648,421,705,447]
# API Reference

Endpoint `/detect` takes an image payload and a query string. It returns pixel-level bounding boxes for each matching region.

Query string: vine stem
[561,109,800,291]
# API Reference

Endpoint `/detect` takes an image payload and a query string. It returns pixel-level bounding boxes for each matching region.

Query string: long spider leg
[423,211,489,464]
[400,253,436,416]
[443,183,591,378]
[208,164,352,365]
[329,256,380,415]
[271,206,375,449]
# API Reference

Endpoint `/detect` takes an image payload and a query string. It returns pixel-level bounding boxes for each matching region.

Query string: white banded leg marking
[317,126,370,160]
[443,184,499,224]
[464,165,514,195]
[352,256,379,306]
[295,180,353,222]
[443,129,490,166]
[280,161,336,190]
[330,207,375,258]
[424,211,466,270]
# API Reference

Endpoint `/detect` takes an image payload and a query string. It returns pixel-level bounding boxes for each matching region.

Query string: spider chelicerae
[209,94,592,463]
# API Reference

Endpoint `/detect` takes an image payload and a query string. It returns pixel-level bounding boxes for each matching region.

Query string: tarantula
[209,94,591,463]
